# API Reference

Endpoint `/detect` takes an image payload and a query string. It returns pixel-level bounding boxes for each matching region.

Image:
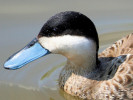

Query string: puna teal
[4,11,133,100]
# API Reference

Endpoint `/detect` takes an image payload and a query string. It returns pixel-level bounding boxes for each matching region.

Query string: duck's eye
[53,27,57,31]
[46,29,49,32]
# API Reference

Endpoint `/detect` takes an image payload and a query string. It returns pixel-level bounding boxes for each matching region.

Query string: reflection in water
[41,62,66,80]
[59,89,84,100]
[49,98,55,100]
[0,83,44,100]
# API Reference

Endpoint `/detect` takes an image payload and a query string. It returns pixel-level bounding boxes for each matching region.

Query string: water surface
[0,0,133,100]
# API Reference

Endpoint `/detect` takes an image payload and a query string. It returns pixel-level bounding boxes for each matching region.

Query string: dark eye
[46,29,49,32]
[53,27,57,31]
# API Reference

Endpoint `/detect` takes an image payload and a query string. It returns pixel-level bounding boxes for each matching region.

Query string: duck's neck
[66,54,97,75]
[59,38,97,76]
[59,51,98,98]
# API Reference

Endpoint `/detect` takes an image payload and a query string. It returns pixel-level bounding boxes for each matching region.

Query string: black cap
[38,11,99,52]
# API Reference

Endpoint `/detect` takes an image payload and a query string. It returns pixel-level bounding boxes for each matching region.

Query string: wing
[99,33,133,57]
[95,33,133,99]
[94,54,133,100]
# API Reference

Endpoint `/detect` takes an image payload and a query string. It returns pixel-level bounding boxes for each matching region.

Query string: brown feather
[59,33,133,100]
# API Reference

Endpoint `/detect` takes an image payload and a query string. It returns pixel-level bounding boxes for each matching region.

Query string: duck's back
[99,33,133,57]
[97,33,133,100]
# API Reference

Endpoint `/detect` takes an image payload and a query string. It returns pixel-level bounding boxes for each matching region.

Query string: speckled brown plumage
[4,11,133,100]
[59,33,133,100]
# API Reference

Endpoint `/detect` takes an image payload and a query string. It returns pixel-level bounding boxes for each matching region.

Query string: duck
[4,11,133,100]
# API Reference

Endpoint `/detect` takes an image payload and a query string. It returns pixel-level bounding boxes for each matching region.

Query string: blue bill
[4,38,50,69]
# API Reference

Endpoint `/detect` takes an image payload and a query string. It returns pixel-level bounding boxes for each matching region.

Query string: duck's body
[59,33,133,100]
[4,11,133,100]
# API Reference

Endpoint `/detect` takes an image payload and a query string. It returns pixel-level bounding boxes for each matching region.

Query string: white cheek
[38,35,96,56]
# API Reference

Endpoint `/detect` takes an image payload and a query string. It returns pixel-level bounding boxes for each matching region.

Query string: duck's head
[4,11,99,70]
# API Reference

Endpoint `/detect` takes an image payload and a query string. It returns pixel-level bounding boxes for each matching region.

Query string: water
[0,0,133,100]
